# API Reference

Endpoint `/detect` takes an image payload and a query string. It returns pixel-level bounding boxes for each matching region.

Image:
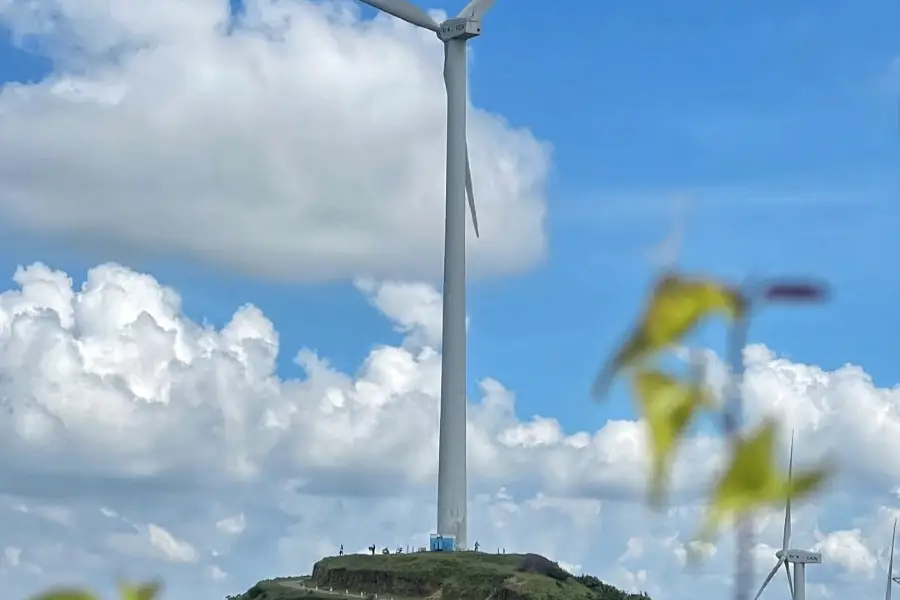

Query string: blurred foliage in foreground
[29,582,161,600]
[592,272,831,542]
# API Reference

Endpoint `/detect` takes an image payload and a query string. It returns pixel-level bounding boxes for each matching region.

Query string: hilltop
[229,551,649,600]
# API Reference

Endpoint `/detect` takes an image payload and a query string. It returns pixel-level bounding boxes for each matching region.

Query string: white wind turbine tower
[754,435,822,600]
[352,0,494,550]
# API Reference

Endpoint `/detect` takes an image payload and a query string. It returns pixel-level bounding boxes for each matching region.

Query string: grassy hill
[228,551,649,600]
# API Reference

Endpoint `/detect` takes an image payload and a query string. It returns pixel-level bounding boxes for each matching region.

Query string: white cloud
[356,279,447,350]
[13,502,73,527]
[620,537,645,561]
[216,514,246,537]
[146,525,199,564]
[814,529,877,578]
[105,523,198,564]
[0,262,895,600]
[672,539,716,568]
[0,0,549,282]
[4,546,21,567]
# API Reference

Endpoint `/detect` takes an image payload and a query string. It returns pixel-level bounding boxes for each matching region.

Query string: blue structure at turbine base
[429,534,457,552]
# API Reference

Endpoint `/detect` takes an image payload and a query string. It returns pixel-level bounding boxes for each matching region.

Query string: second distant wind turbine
[352,0,494,550]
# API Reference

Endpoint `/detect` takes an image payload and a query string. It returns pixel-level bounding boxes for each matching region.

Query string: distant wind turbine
[886,519,897,600]
[753,434,822,600]
[352,0,495,550]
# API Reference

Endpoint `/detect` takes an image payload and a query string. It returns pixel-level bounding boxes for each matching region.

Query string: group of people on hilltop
[337,541,508,556]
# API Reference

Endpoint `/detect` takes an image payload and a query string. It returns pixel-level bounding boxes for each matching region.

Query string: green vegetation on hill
[228,551,649,600]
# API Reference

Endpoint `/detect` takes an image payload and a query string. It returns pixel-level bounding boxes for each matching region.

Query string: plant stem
[725,310,752,600]
[723,279,826,600]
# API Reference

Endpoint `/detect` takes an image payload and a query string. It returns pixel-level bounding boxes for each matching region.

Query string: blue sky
[1,0,896,427]
[0,0,898,598]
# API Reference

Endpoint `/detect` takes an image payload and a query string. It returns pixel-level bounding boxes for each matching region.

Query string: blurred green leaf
[593,274,744,400]
[29,589,98,600]
[699,419,829,540]
[633,369,711,507]
[119,581,161,600]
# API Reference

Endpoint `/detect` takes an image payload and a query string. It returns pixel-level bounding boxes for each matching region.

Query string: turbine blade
[464,144,479,237]
[887,519,897,600]
[647,195,689,272]
[358,0,439,31]
[783,432,794,551]
[456,0,495,19]
[783,561,794,599]
[753,559,783,600]
[442,42,477,237]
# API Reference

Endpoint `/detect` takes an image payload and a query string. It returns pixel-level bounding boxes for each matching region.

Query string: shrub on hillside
[516,553,570,582]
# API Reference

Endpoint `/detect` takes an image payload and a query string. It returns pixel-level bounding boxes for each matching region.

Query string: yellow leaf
[699,420,829,540]
[119,581,162,600]
[593,274,744,400]
[29,589,98,600]
[633,369,710,507]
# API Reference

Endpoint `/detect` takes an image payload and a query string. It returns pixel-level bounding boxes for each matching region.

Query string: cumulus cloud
[814,529,877,578]
[0,261,671,501]
[106,523,199,564]
[0,0,549,282]
[356,279,447,350]
[4,546,21,567]
[0,262,896,600]
[216,514,247,537]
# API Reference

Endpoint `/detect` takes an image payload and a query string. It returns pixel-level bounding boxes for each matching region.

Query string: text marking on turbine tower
[353,0,494,550]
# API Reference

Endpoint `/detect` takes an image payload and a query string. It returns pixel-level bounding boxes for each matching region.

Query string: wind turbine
[352,0,494,550]
[754,435,822,600]
[886,519,897,600]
